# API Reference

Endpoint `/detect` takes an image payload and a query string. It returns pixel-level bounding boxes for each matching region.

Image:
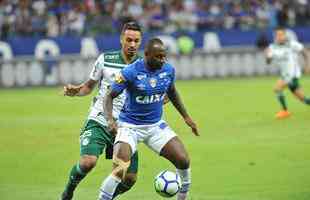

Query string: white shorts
[115,120,177,154]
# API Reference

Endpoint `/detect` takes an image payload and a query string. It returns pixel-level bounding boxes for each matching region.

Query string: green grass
[1,77,310,200]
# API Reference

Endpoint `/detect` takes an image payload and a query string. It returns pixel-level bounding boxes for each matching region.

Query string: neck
[277,40,287,45]
[121,51,134,64]
[144,60,157,72]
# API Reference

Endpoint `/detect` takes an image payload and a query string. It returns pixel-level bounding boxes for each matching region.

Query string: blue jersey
[111,59,175,125]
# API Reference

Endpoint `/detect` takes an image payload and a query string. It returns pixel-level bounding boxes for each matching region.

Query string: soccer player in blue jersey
[98,38,199,200]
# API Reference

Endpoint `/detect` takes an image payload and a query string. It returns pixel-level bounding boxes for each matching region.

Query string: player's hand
[264,48,272,58]
[184,116,199,136]
[64,84,80,96]
[163,94,170,105]
[107,119,118,136]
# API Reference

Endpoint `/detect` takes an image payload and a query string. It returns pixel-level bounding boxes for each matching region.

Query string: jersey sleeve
[111,65,134,94]
[89,54,104,81]
[290,41,304,52]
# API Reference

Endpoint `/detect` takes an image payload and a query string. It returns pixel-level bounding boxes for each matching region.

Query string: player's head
[274,26,287,44]
[120,21,142,58]
[144,38,166,70]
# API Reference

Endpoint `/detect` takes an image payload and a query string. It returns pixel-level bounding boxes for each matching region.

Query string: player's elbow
[107,89,120,99]
[104,90,115,104]
[82,87,93,96]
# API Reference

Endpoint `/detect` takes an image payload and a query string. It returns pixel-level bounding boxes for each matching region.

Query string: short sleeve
[290,41,304,52]
[89,54,104,81]
[111,65,134,94]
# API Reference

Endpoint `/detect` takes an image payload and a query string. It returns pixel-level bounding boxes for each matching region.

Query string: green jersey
[268,40,304,82]
[88,51,140,126]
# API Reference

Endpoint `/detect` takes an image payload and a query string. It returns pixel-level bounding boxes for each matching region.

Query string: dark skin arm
[167,84,199,136]
[104,89,120,135]
[163,94,170,104]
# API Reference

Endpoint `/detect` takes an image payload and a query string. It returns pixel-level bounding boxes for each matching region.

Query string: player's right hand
[63,84,79,96]
[184,116,199,136]
[107,119,118,136]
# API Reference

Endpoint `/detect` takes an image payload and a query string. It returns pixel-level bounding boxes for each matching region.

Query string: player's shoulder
[121,59,143,79]
[127,58,143,70]
[288,40,303,48]
[98,50,129,69]
[95,53,105,63]
[268,43,277,49]
[162,62,175,74]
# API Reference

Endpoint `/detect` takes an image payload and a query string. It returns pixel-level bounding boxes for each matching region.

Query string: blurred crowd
[1,0,310,39]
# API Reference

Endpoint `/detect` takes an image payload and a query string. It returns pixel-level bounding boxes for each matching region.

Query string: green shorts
[287,78,300,92]
[80,119,138,173]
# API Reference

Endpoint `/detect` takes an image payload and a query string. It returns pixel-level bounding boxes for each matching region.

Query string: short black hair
[145,38,164,51]
[121,21,142,35]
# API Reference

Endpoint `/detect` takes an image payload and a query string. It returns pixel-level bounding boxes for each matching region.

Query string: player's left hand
[107,119,118,136]
[184,116,199,136]
[163,94,170,105]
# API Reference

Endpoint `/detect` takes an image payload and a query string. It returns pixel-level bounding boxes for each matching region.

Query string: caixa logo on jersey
[149,78,157,88]
[136,94,165,104]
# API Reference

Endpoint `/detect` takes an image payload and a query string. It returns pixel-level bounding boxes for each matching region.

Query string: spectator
[15,0,32,36]
[1,0,310,37]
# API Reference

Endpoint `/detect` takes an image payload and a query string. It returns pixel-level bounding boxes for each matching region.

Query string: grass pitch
[1,77,310,200]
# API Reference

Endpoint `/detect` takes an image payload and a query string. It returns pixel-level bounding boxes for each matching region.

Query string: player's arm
[64,54,104,96]
[104,72,128,135]
[104,88,121,135]
[163,94,170,105]
[167,84,199,136]
[63,79,97,97]
[264,47,273,64]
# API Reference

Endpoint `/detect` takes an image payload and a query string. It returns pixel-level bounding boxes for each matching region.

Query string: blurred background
[0,0,310,87]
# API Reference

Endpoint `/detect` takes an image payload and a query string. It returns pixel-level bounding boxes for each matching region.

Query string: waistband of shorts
[118,120,164,128]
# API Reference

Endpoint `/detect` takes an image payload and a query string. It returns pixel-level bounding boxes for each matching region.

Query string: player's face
[121,30,142,57]
[146,44,167,70]
[275,30,287,44]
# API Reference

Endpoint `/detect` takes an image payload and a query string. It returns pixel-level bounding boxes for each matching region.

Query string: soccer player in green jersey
[60,22,142,200]
[265,26,310,119]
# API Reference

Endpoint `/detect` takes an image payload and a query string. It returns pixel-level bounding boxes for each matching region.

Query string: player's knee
[80,156,97,172]
[112,156,131,180]
[175,154,190,169]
